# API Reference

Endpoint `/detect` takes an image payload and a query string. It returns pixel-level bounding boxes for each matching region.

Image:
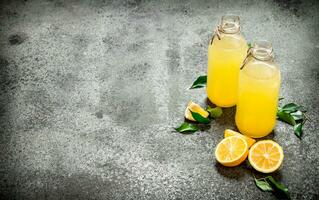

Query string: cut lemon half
[184,101,209,121]
[224,129,256,147]
[215,136,249,167]
[248,140,284,173]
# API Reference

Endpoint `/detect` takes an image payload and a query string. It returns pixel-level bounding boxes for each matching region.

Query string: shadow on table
[215,159,283,181]
[206,98,237,129]
[215,163,247,180]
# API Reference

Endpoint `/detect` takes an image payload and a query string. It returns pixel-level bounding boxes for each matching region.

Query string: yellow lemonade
[207,15,247,107]
[235,41,281,138]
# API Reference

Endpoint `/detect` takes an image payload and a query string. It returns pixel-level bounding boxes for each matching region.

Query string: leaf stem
[304,113,312,122]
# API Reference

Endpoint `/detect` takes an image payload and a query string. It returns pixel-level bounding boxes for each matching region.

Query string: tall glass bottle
[207,15,248,107]
[235,41,281,138]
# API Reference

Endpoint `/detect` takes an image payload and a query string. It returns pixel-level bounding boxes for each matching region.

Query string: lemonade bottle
[235,41,281,138]
[207,15,248,107]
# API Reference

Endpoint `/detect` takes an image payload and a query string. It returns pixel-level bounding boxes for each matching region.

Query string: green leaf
[277,110,296,126]
[174,122,198,133]
[281,103,300,113]
[265,176,290,199]
[189,75,207,89]
[277,101,306,139]
[294,123,303,138]
[206,106,223,118]
[255,178,273,192]
[190,110,210,124]
[290,110,304,121]
[247,43,252,48]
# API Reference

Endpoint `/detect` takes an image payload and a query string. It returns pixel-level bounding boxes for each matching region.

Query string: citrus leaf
[278,101,306,139]
[175,122,198,133]
[277,110,296,125]
[265,176,290,199]
[290,110,304,121]
[281,103,300,113]
[293,123,303,138]
[247,43,252,48]
[189,75,207,89]
[206,106,223,118]
[255,178,273,192]
[190,110,210,124]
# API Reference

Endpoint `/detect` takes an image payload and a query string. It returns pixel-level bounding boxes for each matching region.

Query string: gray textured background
[0,0,318,199]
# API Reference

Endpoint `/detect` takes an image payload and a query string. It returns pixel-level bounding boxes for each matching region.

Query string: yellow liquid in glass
[207,35,248,107]
[235,61,281,138]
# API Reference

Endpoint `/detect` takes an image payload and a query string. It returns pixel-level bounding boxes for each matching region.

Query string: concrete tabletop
[0,0,318,199]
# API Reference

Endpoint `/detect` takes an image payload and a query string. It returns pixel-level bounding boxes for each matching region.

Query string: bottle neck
[220,15,240,34]
[251,41,274,61]
[240,41,275,70]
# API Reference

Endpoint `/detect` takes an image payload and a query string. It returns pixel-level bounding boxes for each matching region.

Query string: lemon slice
[215,136,249,167]
[184,101,209,121]
[248,140,284,173]
[224,129,256,147]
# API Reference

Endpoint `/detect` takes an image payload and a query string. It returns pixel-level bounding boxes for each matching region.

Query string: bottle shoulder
[242,59,280,80]
[210,33,247,50]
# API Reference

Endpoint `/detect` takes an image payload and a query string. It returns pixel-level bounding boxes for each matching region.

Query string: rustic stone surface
[0,0,318,199]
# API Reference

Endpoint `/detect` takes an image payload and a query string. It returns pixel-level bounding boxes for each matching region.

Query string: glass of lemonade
[207,15,248,107]
[235,41,281,138]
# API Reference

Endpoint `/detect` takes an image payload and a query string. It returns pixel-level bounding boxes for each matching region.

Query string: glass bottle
[206,15,248,107]
[235,41,281,138]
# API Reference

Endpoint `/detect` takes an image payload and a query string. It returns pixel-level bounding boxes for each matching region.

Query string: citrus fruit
[248,140,284,173]
[184,101,209,121]
[224,129,256,147]
[215,136,249,167]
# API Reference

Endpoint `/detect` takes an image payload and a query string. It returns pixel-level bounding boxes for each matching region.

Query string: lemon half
[215,136,249,167]
[248,140,284,173]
